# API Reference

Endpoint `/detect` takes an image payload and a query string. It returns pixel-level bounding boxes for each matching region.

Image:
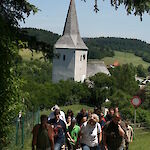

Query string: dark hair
[54,109,60,115]
[109,107,114,112]
[67,109,74,118]
[113,112,121,119]
[40,115,48,123]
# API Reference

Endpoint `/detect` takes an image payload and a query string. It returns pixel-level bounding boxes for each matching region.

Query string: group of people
[32,105,133,150]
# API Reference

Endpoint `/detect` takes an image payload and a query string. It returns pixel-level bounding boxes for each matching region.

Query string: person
[103,112,125,150]
[66,109,74,119]
[48,105,66,124]
[66,115,72,127]
[66,118,80,150]
[76,108,88,126]
[114,107,119,113]
[48,109,67,150]
[80,113,102,150]
[99,112,106,130]
[32,115,54,150]
[125,121,133,150]
[105,107,114,122]
[80,113,88,126]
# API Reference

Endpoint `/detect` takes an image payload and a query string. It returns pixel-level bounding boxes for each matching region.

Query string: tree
[136,64,147,77]
[110,64,139,95]
[0,0,37,148]
[90,0,150,20]
[89,73,113,108]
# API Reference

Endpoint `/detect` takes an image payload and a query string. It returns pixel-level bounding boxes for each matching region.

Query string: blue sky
[20,0,150,43]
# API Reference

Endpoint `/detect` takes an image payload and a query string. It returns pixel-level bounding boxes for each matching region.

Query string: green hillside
[19,28,150,62]
[19,49,44,61]
[102,51,150,69]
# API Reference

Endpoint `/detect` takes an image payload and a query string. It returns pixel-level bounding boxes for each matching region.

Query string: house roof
[54,0,88,50]
[87,60,110,77]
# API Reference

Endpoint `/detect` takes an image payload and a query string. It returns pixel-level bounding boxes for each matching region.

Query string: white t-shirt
[126,125,133,142]
[80,121,101,147]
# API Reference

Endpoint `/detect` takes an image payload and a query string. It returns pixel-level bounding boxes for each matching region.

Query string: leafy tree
[136,64,147,77]
[110,64,139,95]
[91,0,150,20]
[143,83,150,109]
[0,0,37,147]
[89,73,113,108]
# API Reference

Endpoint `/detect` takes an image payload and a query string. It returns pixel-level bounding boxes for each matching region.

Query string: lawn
[102,51,150,69]
[19,48,44,61]
[130,128,150,150]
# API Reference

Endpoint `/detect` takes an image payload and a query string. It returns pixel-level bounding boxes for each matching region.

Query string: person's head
[54,109,60,121]
[99,112,104,121]
[114,107,119,113]
[81,108,86,114]
[40,115,48,125]
[88,113,99,126]
[66,115,72,124]
[51,105,60,111]
[71,117,76,127]
[88,110,92,118]
[67,109,74,118]
[81,115,87,125]
[109,107,114,116]
[94,107,98,114]
[112,112,121,125]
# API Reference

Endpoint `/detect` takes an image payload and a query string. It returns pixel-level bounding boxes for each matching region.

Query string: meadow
[19,49,150,69]
[102,51,150,69]
[19,49,44,61]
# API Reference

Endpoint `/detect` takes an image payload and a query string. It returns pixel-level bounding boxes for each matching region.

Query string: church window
[80,55,82,61]
[83,54,86,60]
[63,55,66,61]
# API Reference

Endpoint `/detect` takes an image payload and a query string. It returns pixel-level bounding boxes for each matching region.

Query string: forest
[19,28,150,61]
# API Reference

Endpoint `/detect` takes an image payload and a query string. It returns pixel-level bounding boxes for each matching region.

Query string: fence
[3,109,40,150]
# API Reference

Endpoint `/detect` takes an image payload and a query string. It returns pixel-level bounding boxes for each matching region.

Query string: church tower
[52,0,88,83]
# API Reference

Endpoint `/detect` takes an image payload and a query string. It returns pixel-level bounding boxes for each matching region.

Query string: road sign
[131,96,141,107]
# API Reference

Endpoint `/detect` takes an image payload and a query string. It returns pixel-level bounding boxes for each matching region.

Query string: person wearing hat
[66,118,80,150]
[48,105,66,124]
[80,114,102,150]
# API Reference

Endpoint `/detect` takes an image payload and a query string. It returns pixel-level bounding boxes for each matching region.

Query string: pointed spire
[55,0,88,50]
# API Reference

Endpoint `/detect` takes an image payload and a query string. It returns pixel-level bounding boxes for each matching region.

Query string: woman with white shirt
[80,113,102,150]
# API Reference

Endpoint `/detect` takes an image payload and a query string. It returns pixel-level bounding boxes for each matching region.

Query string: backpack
[36,125,51,149]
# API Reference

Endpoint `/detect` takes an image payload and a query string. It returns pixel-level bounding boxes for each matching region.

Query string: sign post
[131,96,141,128]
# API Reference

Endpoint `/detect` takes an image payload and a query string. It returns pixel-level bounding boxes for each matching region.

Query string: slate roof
[54,0,88,50]
[87,60,110,77]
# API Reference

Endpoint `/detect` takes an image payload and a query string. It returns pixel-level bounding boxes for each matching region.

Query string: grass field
[19,49,44,61]
[130,129,150,150]
[102,51,150,69]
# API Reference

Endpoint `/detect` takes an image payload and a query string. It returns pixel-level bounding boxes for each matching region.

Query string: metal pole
[15,117,19,145]
[134,108,136,128]
[21,117,24,149]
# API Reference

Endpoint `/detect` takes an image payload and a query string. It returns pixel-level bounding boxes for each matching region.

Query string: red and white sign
[131,96,141,107]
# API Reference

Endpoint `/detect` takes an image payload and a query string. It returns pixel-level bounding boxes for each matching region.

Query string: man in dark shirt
[103,112,125,150]
[48,109,66,150]
[32,115,54,150]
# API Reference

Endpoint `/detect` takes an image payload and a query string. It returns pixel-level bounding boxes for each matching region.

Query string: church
[52,0,109,83]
